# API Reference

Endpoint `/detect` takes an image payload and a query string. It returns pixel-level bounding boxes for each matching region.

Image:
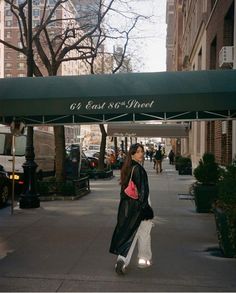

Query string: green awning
[0,70,236,125]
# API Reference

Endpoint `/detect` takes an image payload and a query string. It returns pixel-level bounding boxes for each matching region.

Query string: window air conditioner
[219,46,234,68]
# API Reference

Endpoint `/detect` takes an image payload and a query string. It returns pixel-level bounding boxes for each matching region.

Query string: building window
[223,3,234,46]
[5,52,11,59]
[33,20,40,27]
[18,41,23,49]
[6,31,11,38]
[33,9,40,17]
[18,73,26,77]
[17,62,25,69]
[198,48,202,70]
[48,0,57,5]
[17,52,25,59]
[32,0,40,5]
[210,36,217,69]
[202,0,207,13]
[5,20,12,27]
[5,74,12,78]
[5,62,12,68]
[5,9,12,16]
[18,0,26,4]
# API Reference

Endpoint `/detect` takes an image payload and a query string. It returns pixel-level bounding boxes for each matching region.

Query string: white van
[0,125,55,184]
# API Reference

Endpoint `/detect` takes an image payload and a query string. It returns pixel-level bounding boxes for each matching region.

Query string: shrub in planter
[213,160,236,257]
[178,156,192,175]
[192,153,222,213]
[175,155,182,170]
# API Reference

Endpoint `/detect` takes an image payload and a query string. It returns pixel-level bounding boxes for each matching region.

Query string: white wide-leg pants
[117,220,153,267]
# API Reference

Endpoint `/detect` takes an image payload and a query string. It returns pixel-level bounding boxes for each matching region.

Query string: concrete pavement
[0,159,236,292]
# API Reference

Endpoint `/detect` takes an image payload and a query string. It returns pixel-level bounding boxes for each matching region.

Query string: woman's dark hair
[120,143,144,187]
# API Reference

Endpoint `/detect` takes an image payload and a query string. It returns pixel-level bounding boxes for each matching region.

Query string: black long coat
[109,160,150,257]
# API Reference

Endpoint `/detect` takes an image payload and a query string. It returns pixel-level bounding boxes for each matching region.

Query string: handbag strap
[129,165,137,183]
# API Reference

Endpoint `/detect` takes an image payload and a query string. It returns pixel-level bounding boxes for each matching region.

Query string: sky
[106,0,167,73]
[127,0,167,73]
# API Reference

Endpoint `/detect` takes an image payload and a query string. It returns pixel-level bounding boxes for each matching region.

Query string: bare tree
[84,11,146,170]
[0,0,149,178]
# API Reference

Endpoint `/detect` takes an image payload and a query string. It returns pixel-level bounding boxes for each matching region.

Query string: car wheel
[0,185,9,207]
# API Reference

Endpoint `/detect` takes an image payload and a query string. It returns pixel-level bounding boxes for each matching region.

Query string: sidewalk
[0,159,236,292]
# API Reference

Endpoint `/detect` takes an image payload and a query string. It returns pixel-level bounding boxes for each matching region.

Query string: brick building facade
[205,0,234,165]
[166,0,235,167]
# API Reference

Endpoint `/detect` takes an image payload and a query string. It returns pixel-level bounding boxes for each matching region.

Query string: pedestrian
[154,145,163,173]
[149,149,153,162]
[109,143,154,275]
[168,149,175,165]
[117,150,126,169]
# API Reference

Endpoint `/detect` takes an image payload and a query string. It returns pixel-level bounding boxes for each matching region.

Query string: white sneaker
[138,258,152,268]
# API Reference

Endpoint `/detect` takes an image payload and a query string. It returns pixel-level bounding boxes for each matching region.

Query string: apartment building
[166,0,235,167]
[3,0,90,78]
[166,0,175,71]
[2,0,91,142]
[205,0,234,165]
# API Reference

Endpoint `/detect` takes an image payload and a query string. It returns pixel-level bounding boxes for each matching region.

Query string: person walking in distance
[154,145,163,173]
[168,149,175,165]
[109,143,154,275]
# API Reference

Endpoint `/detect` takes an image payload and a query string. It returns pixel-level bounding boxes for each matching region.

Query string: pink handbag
[124,166,138,199]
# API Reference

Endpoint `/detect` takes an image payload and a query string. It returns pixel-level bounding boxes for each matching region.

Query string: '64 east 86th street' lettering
[69,99,155,112]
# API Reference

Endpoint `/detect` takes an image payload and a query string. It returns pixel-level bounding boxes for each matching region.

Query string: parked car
[0,165,10,208]
[86,156,99,169]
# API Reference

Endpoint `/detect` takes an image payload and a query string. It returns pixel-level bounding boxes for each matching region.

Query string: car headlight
[9,174,20,180]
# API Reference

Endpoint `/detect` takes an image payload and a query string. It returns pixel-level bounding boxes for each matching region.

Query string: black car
[0,165,10,208]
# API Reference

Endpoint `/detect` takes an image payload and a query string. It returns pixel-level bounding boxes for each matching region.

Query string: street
[0,159,236,292]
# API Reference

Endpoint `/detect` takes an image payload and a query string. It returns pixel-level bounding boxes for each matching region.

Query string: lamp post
[19,0,40,209]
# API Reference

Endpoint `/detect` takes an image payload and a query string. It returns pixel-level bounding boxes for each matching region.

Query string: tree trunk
[54,125,66,181]
[98,124,107,170]
[114,137,118,159]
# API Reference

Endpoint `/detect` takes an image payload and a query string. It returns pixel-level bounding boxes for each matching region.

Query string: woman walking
[109,143,154,275]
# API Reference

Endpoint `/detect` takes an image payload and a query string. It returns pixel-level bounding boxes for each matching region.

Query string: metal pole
[19,0,40,209]
[11,135,15,215]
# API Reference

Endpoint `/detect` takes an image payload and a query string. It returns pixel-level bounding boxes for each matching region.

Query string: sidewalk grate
[178,193,194,200]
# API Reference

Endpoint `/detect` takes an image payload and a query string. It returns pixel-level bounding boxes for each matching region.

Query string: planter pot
[178,165,192,175]
[194,184,218,213]
[213,207,236,258]
[86,169,114,179]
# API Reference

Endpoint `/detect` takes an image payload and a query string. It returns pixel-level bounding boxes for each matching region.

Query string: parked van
[0,125,55,191]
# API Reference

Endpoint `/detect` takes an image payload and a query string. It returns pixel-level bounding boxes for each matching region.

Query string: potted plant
[213,160,236,258]
[175,155,182,171]
[178,156,192,175]
[191,153,222,213]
